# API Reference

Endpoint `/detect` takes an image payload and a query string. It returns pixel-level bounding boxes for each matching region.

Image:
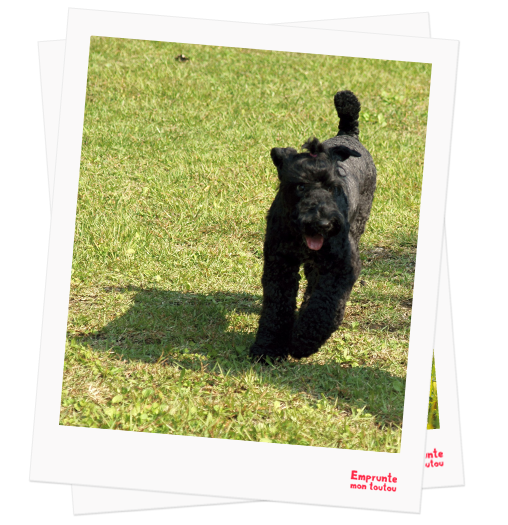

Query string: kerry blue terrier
[249,90,377,362]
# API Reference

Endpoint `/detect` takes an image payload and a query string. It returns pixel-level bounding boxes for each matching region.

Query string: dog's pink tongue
[305,234,324,250]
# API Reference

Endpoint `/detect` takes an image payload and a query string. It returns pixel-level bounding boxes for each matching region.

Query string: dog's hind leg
[249,253,300,362]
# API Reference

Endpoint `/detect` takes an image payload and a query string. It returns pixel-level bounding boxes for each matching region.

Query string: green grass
[61,37,433,451]
[427,354,440,429]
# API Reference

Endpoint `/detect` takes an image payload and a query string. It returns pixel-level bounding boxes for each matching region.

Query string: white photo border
[31,9,458,513]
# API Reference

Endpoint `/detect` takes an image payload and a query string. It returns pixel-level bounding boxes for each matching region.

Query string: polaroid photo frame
[31,9,457,513]
[37,13,463,516]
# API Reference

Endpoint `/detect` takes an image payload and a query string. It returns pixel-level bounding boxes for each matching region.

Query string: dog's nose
[318,219,331,229]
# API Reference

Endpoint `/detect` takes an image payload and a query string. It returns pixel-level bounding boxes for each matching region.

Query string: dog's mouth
[305,234,324,251]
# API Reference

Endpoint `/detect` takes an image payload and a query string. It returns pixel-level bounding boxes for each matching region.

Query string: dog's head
[271,138,361,251]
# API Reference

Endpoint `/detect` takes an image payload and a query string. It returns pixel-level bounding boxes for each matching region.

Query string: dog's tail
[334,90,361,137]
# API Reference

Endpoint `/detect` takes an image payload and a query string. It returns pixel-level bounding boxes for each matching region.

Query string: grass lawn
[427,354,440,429]
[61,37,434,451]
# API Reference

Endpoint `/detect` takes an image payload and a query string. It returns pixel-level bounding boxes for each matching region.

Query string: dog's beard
[305,234,324,250]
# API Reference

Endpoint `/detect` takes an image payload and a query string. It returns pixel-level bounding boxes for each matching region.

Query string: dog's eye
[296,184,305,192]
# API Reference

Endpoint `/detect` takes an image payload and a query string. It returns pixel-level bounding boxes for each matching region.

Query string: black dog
[249,90,377,362]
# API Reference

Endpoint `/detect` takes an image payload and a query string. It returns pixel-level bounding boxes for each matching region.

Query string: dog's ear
[328,145,362,162]
[271,147,296,169]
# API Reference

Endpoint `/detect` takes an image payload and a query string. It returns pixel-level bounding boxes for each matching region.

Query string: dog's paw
[248,344,288,364]
[288,341,317,360]
[288,349,311,360]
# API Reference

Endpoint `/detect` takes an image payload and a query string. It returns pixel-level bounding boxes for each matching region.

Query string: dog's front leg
[249,252,300,362]
[290,268,355,359]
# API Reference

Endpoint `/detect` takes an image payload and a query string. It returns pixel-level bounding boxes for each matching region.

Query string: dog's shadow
[82,286,258,355]
[74,286,405,426]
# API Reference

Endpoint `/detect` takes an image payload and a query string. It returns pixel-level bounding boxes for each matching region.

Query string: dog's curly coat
[249,90,377,362]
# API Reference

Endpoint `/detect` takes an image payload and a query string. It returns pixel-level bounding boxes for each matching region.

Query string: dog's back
[324,90,377,243]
